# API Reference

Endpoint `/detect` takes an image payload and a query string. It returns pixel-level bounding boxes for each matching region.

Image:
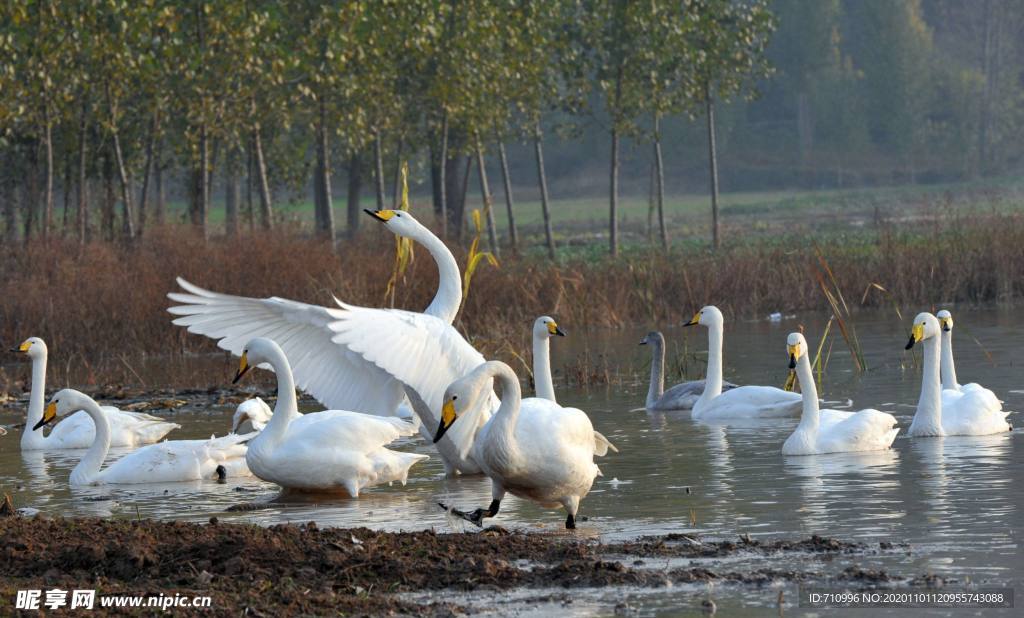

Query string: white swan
[905,312,1011,437]
[936,310,1004,412]
[782,333,899,455]
[640,331,738,411]
[15,337,179,450]
[36,389,250,485]
[532,316,564,401]
[685,306,801,419]
[230,398,274,434]
[168,209,493,476]
[434,360,617,529]
[234,338,428,495]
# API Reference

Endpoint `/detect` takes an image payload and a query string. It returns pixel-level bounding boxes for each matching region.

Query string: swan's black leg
[438,499,501,527]
[565,512,576,530]
[215,465,227,483]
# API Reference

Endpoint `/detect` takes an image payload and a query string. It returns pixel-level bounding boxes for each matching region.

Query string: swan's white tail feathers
[593,431,618,456]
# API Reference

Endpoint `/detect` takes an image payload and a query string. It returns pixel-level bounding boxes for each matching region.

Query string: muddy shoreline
[0,513,945,616]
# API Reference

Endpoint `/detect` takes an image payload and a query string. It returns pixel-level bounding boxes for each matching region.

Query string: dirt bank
[0,514,936,616]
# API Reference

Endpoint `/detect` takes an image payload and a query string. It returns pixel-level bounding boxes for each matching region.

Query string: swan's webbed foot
[565,512,577,530]
[438,499,500,528]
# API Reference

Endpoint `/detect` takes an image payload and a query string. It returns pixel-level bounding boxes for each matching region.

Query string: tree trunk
[653,112,668,250]
[23,147,39,243]
[609,125,620,257]
[61,143,72,237]
[245,145,254,232]
[252,125,273,230]
[138,111,158,234]
[154,140,165,227]
[111,129,135,239]
[646,160,655,241]
[391,137,404,208]
[76,102,88,243]
[439,112,448,238]
[457,155,472,240]
[346,152,362,238]
[474,134,499,256]
[706,87,721,250]
[373,129,385,210]
[533,121,555,259]
[41,106,53,239]
[191,123,209,238]
[224,147,240,237]
[495,135,518,254]
[102,151,115,242]
[315,99,335,245]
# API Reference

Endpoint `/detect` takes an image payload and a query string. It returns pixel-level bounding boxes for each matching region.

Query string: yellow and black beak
[232,352,252,384]
[683,311,701,327]
[433,399,457,443]
[547,322,565,337]
[905,323,925,350]
[32,401,58,431]
[787,343,800,369]
[364,209,396,223]
[940,318,952,332]
[12,341,31,354]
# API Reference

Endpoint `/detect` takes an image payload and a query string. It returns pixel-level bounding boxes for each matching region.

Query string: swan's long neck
[487,362,524,448]
[71,397,112,485]
[22,352,48,449]
[646,338,665,408]
[940,330,959,391]
[533,333,555,402]
[700,323,725,404]
[915,336,943,429]
[418,228,462,324]
[260,349,300,443]
[794,354,820,434]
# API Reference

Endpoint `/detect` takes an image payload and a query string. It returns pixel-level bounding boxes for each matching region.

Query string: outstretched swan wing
[167,278,404,416]
[328,303,495,460]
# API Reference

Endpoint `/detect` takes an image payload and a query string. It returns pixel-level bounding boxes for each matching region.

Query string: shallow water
[1,308,1021,615]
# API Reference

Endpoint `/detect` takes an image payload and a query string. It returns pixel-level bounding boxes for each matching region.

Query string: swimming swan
[685,306,801,419]
[905,312,1011,437]
[782,333,898,455]
[234,338,428,495]
[230,398,274,434]
[35,389,249,485]
[16,337,179,450]
[640,331,737,411]
[169,210,494,476]
[434,361,617,529]
[533,316,565,401]
[936,310,1005,413]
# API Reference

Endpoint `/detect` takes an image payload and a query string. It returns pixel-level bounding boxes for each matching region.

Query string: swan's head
[434,366,494,444]
[233,338,281,384]
[683,305,723,329]
[34,388,87,430]
[905,312,939,350]
[13,336,46,359]
[231,397,272,434]
[639,331,664,346]
[786,332,808,369]
[534,316,565,339]
[364,209,425,238]
[936,309,954,332]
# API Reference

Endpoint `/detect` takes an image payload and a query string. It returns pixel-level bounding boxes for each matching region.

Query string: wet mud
[0,513,939,616]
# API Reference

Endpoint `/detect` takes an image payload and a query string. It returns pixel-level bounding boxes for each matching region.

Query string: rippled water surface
[2,308,1021,615]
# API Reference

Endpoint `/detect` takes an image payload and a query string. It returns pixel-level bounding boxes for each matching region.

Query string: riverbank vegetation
[3,187,1023,389]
